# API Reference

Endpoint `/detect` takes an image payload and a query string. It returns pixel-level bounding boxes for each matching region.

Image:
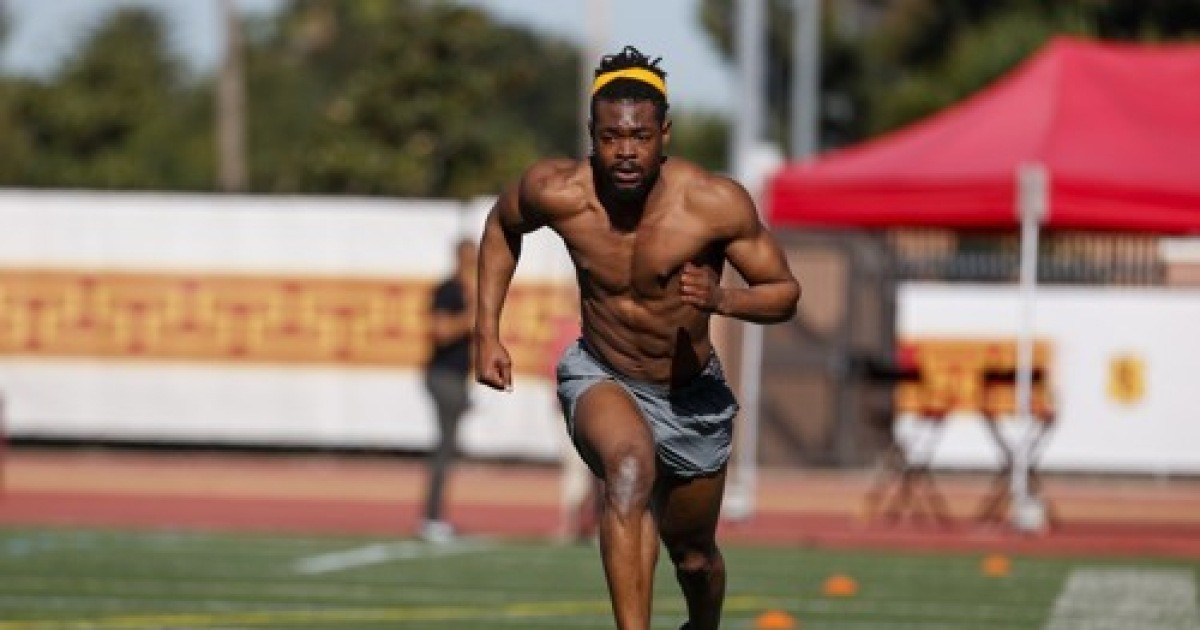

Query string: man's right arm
[474,171,549,391]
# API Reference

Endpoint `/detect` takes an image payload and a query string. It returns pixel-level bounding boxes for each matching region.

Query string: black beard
[608,180,648,204]
[591,154,657,205]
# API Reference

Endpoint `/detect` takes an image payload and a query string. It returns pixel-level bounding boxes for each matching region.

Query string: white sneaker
[419,519,456,544]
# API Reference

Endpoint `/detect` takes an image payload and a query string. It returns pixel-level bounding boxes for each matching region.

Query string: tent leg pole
[1013,163,1048,532]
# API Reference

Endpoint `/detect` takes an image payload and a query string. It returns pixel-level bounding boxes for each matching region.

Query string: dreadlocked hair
[591,45,670,123]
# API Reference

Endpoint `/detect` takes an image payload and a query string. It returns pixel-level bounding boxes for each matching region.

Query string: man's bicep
[490,186,524,233]
[493,180,547,235]
[725,223,794,285]
[713,182,784,281]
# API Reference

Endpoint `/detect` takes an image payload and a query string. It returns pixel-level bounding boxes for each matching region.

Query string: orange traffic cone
[981,553,1012,577]
[755,609,798,629]
[822,573,859,597]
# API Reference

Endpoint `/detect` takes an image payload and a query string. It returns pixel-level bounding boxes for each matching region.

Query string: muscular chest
[566,219,714,297]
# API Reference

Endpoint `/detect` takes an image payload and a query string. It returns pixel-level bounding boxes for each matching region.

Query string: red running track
[2,447,1199,559]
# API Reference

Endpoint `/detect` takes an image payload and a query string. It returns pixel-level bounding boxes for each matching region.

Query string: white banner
[0,189,576,460]
[899,282,1200,474]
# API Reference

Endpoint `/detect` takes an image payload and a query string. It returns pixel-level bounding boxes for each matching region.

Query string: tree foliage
[863,0,1200,133]
[668,112,729,174]
[0,8,210,189]
[699,0,1200,150]
[245,0,729,194]
[699,0,867,153]
[0,1,588,196]
[10,1,1200,193]
[243,0,581,198]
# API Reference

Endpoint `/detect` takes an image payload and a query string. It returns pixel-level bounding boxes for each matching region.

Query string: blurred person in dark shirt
[420,238,477,543]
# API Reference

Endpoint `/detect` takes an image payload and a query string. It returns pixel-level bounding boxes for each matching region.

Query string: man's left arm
[679,179,800,324]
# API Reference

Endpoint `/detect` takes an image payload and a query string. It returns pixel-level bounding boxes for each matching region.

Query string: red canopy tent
[764,36,1200,529]
[768,36,1200,234]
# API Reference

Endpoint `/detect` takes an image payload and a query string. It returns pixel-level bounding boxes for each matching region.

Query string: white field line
[293,541,491,575]
[1044,568,1200,630]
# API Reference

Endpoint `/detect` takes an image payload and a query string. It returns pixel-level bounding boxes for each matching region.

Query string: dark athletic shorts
[555,338,739,479]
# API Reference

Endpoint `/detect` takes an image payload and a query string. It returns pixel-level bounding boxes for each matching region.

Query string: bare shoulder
[518,158,589,219]
[670,159,758,236]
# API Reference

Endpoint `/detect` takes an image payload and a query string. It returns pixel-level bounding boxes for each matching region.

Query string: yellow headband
[592,68,667,97]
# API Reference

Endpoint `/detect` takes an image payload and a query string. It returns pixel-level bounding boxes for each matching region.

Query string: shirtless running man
[474,46,801,630]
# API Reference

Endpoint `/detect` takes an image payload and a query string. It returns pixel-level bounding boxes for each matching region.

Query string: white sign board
[900,282,1200,474]
[0,190,576,461]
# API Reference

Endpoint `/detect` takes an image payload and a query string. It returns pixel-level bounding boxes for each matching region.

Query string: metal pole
[731,0,765,183]
[791,0,821,159]
[727,0,767,521]
[216,0,247,192]
[1013,163,1047,531]
[580,0,609,158]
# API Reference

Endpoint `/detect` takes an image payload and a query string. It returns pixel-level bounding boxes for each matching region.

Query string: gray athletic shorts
[556,338,739,480]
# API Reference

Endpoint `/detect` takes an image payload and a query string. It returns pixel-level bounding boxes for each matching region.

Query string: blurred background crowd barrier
[0,189,575,460]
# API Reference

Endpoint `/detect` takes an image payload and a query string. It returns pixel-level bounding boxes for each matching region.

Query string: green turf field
[1,528,1197,629]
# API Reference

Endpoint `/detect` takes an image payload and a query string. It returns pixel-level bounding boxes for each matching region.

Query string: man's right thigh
[572,381,656,482]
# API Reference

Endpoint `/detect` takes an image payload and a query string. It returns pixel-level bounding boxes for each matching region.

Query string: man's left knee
[669,542,720,577]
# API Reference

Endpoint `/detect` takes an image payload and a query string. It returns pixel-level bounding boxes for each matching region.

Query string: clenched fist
[474,335,514,392]
[679,262,724,313]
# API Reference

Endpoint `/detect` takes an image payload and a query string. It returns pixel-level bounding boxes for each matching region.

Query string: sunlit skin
[475,97,800,630]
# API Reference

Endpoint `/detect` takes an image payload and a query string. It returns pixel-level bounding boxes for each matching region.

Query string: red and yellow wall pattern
[895,338,1055,417]
[0,270,577,374]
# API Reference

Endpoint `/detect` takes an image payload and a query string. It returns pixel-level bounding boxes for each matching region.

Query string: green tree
[861,0,1200,133]
[698,0,869,153]
[668,111,729,174]
[242,0,580,198]
[864,6,1059,133]
[1078,0,1200,39]
[0,8,211,190]
[0,75,39,184]
[0,6,28,181]
[245,0,731,194]
[0,1,730,195]
[699,0,1200,150]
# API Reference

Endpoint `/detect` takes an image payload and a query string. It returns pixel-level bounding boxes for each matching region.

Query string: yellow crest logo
[1107,353,1145,405]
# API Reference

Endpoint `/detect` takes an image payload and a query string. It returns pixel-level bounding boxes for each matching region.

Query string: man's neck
[591,168,654,232]
[601,193,647,232]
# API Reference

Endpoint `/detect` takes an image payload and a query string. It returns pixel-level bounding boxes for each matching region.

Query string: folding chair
[862,357,953,525]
